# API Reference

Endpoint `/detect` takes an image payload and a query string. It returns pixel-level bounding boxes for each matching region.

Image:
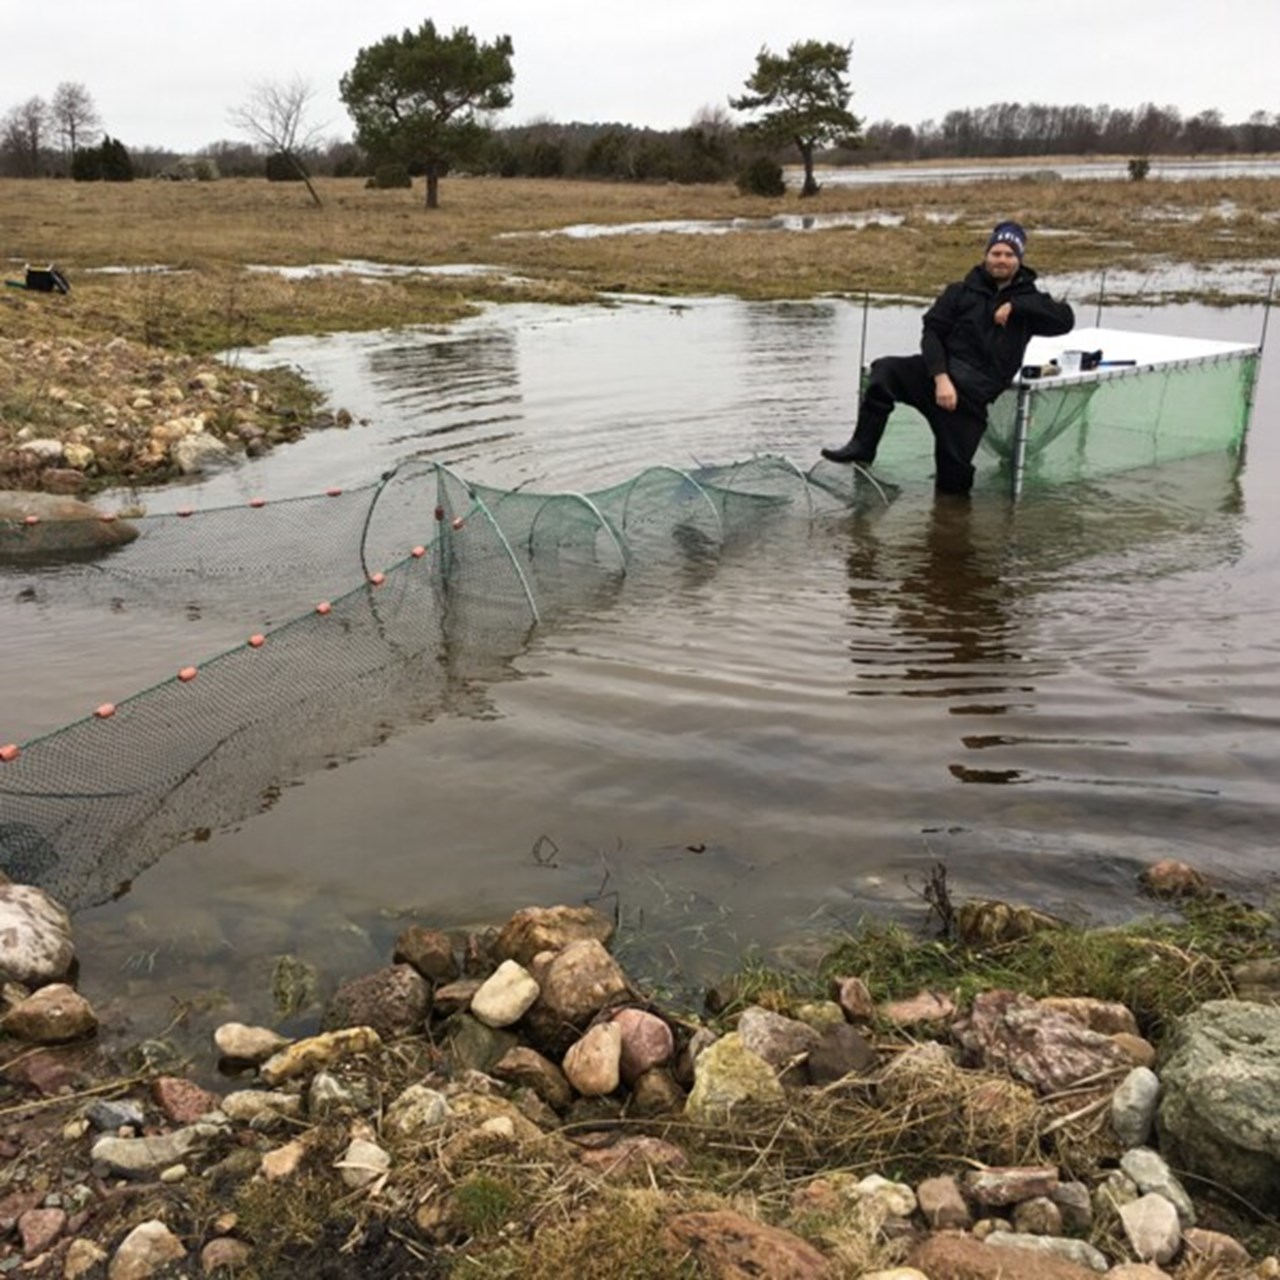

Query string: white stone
[1112,1066,1160,1147]
[1120,1148,1196,1227]
[985,1231,1109,1272]
[337,1136,390,1189]
[856,1173,918,1218]
[470,959,540,1028]
[172,432,229,474]
[107,1219,186,1279]
[92,1123,225,1178]
[18,438,64,461]
[1120,1193,1183,1265]
[214,1021,291,1063]
[384,1084,451,1138]
[0,884,75,986]
[220,1090,304,1125]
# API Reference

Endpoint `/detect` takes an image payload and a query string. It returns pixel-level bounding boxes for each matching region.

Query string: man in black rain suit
[821,221,1074,494]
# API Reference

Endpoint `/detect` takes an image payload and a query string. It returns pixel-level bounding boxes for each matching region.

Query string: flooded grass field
[3,166,1279,1047]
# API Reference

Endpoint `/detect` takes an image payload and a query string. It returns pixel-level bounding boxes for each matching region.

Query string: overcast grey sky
[5,0,1276,152]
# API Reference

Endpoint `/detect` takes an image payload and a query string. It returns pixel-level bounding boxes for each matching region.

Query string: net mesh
[0,455,878,909]
[987,351,1259,487]
[856,349,1258,492]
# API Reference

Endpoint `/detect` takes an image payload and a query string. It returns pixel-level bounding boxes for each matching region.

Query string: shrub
[527,139,565,178]
[736,156,786,197]
[71,149,100,181]
[71,136,134,182]
[583,129,632,179]
[670,126,737,184]
[265,152,305,182]
[366,162,412,189]
[1128,156,1151,181]
[100,138,134,182]
[485,138,521,177]
[632,137,675,181]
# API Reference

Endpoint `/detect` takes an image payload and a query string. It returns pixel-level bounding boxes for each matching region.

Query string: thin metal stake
[1011,384,1033,501]
[1094,270,1106,328]
[1259,275,1275,354]
[858,290,870,404]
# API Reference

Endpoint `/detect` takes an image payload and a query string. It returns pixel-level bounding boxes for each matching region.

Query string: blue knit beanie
[987,221,1026,259]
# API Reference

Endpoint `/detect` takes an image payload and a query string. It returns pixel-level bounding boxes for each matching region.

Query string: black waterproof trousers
[849,355,989,495]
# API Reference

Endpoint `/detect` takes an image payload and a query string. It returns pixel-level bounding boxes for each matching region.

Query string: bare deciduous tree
[51,81,101,157]
[230,77,326,207]
[1,97,52,176]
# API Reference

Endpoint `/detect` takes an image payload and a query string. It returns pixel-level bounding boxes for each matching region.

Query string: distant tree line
[852,103,1280,164]
[4,86,1277,183]
[474,114,742,182]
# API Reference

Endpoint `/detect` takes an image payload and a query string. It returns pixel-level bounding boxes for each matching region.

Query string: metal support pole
[1259,275,1275,354]
[1094,270,1106,329]
[858,290,870,403]
[1011,384,1033,500]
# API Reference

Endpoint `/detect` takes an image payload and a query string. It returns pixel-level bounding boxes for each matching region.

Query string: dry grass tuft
[670,1052,1045,1199]
[454,1187,706,1279]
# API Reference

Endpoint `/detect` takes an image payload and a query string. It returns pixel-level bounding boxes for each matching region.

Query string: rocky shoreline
[3,860,1280,1278]
[0,334,332,498]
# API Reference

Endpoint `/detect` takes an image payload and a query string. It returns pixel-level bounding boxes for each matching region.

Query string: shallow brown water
[2,294,1277,1043]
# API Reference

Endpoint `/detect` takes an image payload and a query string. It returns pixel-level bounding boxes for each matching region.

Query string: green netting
[0,455,881,909]
[852,350,1258,492]
[986,351,1258,488]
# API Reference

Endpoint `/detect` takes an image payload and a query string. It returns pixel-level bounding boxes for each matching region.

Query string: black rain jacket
[920,263,1075,405]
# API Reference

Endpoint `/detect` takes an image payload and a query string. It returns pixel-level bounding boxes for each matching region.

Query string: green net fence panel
[0,455,880,910]
[986,350,1258,488]
[853,347,1258,493]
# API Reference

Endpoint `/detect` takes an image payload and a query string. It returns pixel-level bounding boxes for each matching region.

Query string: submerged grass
[829,903,1270,1042]
[713,891,1277,1045]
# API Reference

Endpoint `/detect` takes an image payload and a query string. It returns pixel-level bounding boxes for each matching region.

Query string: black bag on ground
[24,265,71,294]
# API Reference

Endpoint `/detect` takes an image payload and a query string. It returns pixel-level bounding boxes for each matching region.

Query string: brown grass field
[1,168,1277,475]
[2,168,1278,353]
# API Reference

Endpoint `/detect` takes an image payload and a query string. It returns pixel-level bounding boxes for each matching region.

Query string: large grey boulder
[1157,1000,1280,1212]
[0,491,138,559]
